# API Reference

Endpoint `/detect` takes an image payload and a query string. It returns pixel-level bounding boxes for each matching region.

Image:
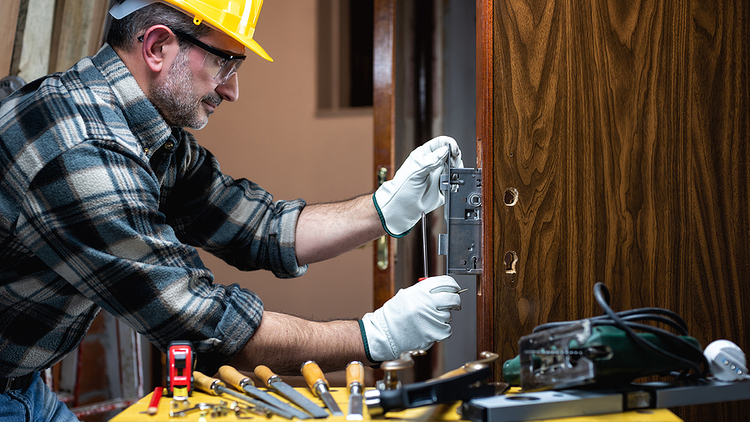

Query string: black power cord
[533,282,709,381]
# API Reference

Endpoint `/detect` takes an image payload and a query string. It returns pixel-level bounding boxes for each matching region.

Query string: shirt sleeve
[15,138,277,373]
[160,130,308,279]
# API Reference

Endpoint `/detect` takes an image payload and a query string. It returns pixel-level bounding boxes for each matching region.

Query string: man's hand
[359,275,462,363]
[373,136,463,237]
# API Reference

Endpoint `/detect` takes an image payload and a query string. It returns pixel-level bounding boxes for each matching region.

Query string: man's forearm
[227,311,370,375]
[295,193,384,265]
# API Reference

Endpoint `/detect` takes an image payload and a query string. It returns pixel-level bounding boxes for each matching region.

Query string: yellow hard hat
[110,0,272,62]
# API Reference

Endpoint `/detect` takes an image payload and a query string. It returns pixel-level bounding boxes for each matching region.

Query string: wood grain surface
[373,0,397,309]
[0,0,21,77]
[484,1,749,420]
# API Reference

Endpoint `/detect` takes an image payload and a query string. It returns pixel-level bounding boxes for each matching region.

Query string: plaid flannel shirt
[0,45,307,377]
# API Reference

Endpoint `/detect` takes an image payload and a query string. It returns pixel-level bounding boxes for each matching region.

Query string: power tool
[503,283,708,391]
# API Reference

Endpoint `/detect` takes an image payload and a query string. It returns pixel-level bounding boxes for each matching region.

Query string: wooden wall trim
[0,0,21,77]
[49,0,110,73]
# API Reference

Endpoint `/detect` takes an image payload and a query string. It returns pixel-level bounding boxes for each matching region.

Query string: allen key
[421,211,429,280]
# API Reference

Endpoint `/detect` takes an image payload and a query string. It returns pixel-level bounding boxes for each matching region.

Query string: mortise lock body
[438,167,483,275]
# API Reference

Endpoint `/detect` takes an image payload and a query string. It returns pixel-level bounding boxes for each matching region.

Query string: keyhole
[504,251,518,274]
[504,188,519,206]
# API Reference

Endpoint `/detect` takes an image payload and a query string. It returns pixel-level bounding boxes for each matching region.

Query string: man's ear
[141,25,180,74]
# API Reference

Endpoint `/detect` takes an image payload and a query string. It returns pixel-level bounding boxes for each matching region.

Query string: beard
[149,50,223,130]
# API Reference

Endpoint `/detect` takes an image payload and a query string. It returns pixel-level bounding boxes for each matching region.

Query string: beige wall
[194,1,375,320]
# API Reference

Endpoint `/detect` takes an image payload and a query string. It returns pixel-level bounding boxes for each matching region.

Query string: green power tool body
[503,320,701,391]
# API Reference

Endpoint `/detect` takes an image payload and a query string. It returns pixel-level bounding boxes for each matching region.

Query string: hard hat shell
[110,0,272,62]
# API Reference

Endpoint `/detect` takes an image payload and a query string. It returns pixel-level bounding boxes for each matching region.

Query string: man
[0,0,463,420]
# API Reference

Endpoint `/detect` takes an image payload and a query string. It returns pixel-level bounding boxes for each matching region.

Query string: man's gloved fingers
[410,144,451,171]
[419,275,460,292]
[430,144,452,163]
[418,136,462,164]
[424,135,458,152]
[431,319,454,341]
[428,285,460,294]
[433,292,462,311]
[445,140,463,168]
[417,320,452,343]
[437,302,462,312]
[437,310,454,325]
[450,153,464,169]
[424,136,462,167]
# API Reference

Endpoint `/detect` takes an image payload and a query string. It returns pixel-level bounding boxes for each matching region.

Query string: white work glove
[374,136,463,237]
[359,275,462,363]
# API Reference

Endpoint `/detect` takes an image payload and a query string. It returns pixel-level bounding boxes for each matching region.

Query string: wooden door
[373,0,397,309]
[478,1,749,420]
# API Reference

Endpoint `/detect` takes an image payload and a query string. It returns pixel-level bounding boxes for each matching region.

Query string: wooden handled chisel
[255,365,329,419]
[346,361,365,420]
[219,365,311,419]
[302,361,344,416]
[193,371,295,419]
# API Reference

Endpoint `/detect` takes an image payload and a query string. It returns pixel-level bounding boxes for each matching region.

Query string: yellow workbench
[109,387,682,422]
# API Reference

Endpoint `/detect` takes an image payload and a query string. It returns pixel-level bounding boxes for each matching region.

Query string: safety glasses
[170,28,246,85]
[139,27,246,85]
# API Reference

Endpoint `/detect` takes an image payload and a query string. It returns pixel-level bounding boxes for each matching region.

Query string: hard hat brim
[238,37,273,62]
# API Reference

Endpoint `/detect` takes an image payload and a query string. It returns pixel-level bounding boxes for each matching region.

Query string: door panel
[480,1,749,420]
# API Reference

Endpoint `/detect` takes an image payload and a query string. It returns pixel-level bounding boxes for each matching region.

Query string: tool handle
[253,365,277,387]
[219,365,252,390]
[438,351,500,379]
[193,371,222,395]
[366,365,494,415]
[301,361,328,394]
[436,366,469,380]
[346,361,365,390]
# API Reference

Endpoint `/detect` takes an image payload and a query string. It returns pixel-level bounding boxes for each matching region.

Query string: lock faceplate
[438,167,482,275]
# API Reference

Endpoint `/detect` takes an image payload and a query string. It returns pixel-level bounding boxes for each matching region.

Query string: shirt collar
[90,44,173,154]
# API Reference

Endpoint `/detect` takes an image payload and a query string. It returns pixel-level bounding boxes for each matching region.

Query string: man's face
[149,29,244,129]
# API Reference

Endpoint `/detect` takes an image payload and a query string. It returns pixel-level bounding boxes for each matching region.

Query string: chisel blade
[193,371,295,419]
[347,394,363,421]
[242,384,311,419]
[302,361,344,417]
[255,365,330,419]
[273,379,331,418]
[218,385,296,419]
[219,365,311,419]
[319,392,343,417]
[346,361,365,420]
